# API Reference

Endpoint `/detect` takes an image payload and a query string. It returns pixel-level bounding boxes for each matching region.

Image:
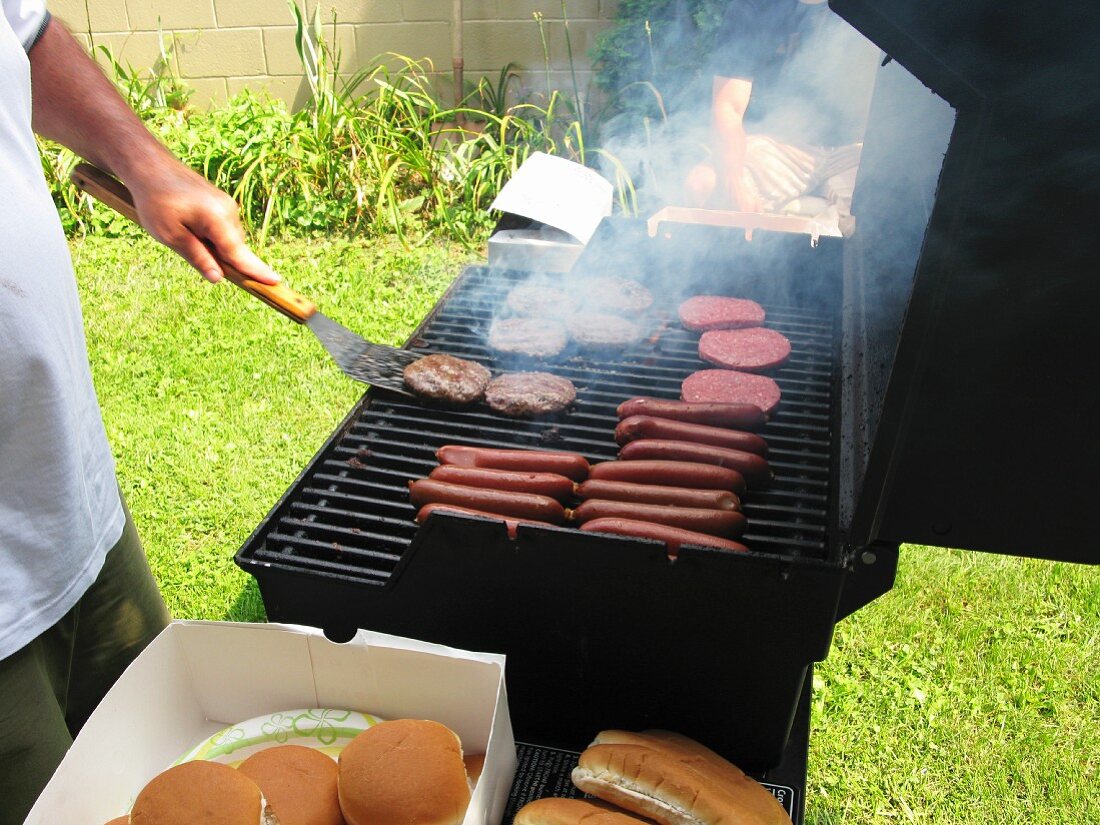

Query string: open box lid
[832,0,1100,563]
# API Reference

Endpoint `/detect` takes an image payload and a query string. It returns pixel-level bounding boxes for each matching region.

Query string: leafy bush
[590,0,728,122]
[41,5,595,245]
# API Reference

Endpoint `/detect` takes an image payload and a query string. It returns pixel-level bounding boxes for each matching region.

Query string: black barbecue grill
[236,1,1100,822]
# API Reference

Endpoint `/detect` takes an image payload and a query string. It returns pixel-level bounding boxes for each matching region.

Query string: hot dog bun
[513,797,652,825]
[238,744,345,825]
[572,735,791,825]
[337,719,470,825]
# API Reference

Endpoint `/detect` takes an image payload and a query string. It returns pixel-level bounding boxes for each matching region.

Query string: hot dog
[616,397,766,430]
[571,500,747,537]
[436,445,590,482]
[615,415,768,456]
[428,465,576,501]
[408,479,566,523]
[618,439,773,486]
[588,460,746,495]
[580,518,750,555]
[576,479,740,511]
[415,503,555,540]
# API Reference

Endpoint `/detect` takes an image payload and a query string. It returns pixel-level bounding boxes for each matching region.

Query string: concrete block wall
[49,0,620,109]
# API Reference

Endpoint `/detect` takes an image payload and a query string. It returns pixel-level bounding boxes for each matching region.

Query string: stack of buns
[514,729,792,825]
[105,718,475,825]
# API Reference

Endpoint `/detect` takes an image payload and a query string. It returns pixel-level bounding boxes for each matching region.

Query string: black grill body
[237,232,873,770]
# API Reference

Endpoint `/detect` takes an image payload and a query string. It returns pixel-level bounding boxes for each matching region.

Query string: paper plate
[175,708,383,767]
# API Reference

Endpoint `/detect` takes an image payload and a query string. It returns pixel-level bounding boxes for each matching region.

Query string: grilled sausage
[618,439,773,486]
[576,479,740,511]
[428,465,576,502]
[580,518,750,555]
[588,460,746,495]
[615,415,769,456]
[570,500,747,537]
[436,445,590,482]
[415,503,555,540]
[408,479,566,523]
[615,397,766,430]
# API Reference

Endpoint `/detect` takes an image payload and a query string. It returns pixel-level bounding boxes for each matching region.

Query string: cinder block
[462,0,499,20]
[262,23,357,75]
[126,0,217,31]
[176,28,267,77]
[49,0,90,31]
[326,0,400,24]
[87,0,129,30]
[600,0,619,18]
[186,76,230,107]
[401,0,447,22]
[225,74,307,105]
[354,21,450,67]
[90,31,168,71]
[499,1,600,20]
[215,0,296,28]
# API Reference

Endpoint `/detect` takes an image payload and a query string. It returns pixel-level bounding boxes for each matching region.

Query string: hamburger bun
[513,797,652,825]
[129,760,276,825]
[338,719,470,825]
[572,739,791,825]
[238,744,345,825]
[103,817,129,824]
[463,753,486,787]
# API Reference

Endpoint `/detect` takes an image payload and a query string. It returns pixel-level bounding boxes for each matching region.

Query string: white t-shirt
[0,1,125,660]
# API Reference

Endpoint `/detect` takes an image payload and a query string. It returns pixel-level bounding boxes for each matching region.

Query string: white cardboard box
[26,621,516,825]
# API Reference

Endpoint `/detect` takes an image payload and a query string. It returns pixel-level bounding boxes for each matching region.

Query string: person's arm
[28,18,277,285]
[711,75,755,212]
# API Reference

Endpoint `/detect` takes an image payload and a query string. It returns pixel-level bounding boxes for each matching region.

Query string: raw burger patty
[404,354,491,405]
[698,327,792,372]
[678,295,766,331]
[485,372,577,417]
[489,318,568,358]
[585,276,654,314]
[566,312,644,348]
[505,283,576,319]
[682,369,782,415]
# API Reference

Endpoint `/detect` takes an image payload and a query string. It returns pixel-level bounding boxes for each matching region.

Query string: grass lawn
[73,235,1097,824]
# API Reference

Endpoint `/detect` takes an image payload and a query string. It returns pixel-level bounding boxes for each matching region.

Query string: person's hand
[742,135,818,210]
[125,156,279,285]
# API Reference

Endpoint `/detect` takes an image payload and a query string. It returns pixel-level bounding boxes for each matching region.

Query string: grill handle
[70,162,316,324]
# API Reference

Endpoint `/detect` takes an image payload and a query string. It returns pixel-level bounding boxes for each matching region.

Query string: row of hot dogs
[408,397,773,555]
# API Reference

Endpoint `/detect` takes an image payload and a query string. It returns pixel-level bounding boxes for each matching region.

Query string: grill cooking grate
[244,266,836,583]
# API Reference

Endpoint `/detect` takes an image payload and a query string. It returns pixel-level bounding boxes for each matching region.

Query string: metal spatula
[71,163,418,395]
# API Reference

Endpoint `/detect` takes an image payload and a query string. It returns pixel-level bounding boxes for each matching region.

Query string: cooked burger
[566,312,644,349]
[488,318,569,359]
[585,276,654,314]
[485,372,577,417]
[403,354,491,405]
[505,283,577,319]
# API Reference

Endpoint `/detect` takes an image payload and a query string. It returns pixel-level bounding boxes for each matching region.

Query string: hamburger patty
[485,372,577,417]
[403,353,491,405]
[505,283,577,318]
[678,295,766,331]
[698,327,792,372]
[585,276,654,314]
[681,369,782,415]
[566,312,644,349]
[489,317,569,358]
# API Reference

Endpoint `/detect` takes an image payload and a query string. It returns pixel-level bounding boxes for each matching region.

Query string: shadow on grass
[224,577,268,623]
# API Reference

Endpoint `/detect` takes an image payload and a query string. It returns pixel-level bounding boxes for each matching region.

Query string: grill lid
[833,0,1100,563]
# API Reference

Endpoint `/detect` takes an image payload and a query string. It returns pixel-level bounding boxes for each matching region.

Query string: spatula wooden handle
[70,162,317,324]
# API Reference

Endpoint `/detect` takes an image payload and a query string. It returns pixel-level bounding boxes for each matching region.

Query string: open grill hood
[829,0,1100,563]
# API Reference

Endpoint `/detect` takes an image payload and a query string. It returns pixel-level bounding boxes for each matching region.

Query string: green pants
[0,501,169,825]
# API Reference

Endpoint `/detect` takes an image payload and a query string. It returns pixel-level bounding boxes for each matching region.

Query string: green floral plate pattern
[175,708,383,767]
